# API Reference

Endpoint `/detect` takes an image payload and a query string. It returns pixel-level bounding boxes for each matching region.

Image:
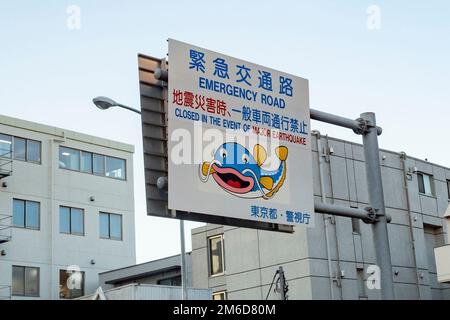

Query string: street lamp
[92,96,141,115]
[91,96,188,300]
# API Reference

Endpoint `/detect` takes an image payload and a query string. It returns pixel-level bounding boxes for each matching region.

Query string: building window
[59,147,80,171]
[12,266,40,297]
[93,154,105,175]
[0,133,41,163]
[417,172,434,196]
[12,199,40,230]
[208,235,225,276]
[81,151,93,173]
[59,269,85,299]
[59,146,126,180]
[447,180,450,200]
[99,212,122,240]
[60,206,84,235]
[157,276,182,286]
[0,133,12,158]
[13,137,26,161]
[212,291,227,300]
[105,156,126,179]
[26,139,41,163]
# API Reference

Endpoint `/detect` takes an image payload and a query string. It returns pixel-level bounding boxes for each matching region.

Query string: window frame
[99,212,123,241]
[25,138,42,164]
[80,151,93,174]
[59,146,127,181]
[0,133,41,164]
[59,146,81,172]
[59,206,85,236]
[93,153,105,176]
[208,234,225,277]
[12,265,40,297]
[105,155,127,180]
[417,172,435,197]
[157,276,182,286]
[212,291,227,300]
[0,133,12,158]
[13,136,26,161]
[12,198,40,230]
[447,180,450,200]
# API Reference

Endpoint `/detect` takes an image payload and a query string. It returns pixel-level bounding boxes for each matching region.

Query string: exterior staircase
[0,148,12,180]
[0,214,12,244]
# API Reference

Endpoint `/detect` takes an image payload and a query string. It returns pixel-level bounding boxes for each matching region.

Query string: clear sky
[1,1,449,263]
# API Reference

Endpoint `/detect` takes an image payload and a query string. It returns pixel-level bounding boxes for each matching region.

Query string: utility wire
[265,270,279,300]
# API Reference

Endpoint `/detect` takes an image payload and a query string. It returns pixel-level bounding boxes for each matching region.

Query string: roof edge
[0,114,135,153]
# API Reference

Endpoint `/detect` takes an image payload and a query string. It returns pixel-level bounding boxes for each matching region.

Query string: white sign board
[168,39,314,227]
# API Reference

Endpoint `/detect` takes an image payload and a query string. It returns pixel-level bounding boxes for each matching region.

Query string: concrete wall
[191,135,450,300]
[0,115,136,299]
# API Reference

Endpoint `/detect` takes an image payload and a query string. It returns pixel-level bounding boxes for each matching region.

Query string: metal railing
[0,285,12,300]
[0,147,13,179]
[0,214,12,244]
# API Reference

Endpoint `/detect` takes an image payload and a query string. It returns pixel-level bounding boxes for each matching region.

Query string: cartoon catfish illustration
[199,142,288,200]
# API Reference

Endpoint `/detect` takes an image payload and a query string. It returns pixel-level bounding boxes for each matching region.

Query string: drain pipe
[324,135,344,297]
[400,152,421,297]
[312,130,335,300]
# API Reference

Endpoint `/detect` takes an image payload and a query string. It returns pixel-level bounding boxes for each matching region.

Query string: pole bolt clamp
[353,118,371,135]
[362,206,377,224]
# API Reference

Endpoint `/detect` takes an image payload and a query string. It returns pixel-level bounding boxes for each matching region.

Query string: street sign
[167,39,314,228]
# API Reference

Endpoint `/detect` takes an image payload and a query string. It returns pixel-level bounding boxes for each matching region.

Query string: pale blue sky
[1,1,449,262]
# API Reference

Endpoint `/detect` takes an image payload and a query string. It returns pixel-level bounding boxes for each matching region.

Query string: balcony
[435,244,450,283]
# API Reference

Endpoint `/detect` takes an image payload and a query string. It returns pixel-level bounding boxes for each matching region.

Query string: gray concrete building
[191,133,450,300]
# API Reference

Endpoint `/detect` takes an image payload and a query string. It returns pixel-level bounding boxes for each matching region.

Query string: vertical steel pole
[278,267,287,300]
[179,218,189,300]
[360,112,395,299]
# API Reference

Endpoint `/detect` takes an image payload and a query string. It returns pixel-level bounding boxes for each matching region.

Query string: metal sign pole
[310,108,395,299]
[360,112,395,299]
[179,218,189,300]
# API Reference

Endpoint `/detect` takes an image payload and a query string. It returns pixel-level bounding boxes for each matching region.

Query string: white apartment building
[0,114,136,300]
